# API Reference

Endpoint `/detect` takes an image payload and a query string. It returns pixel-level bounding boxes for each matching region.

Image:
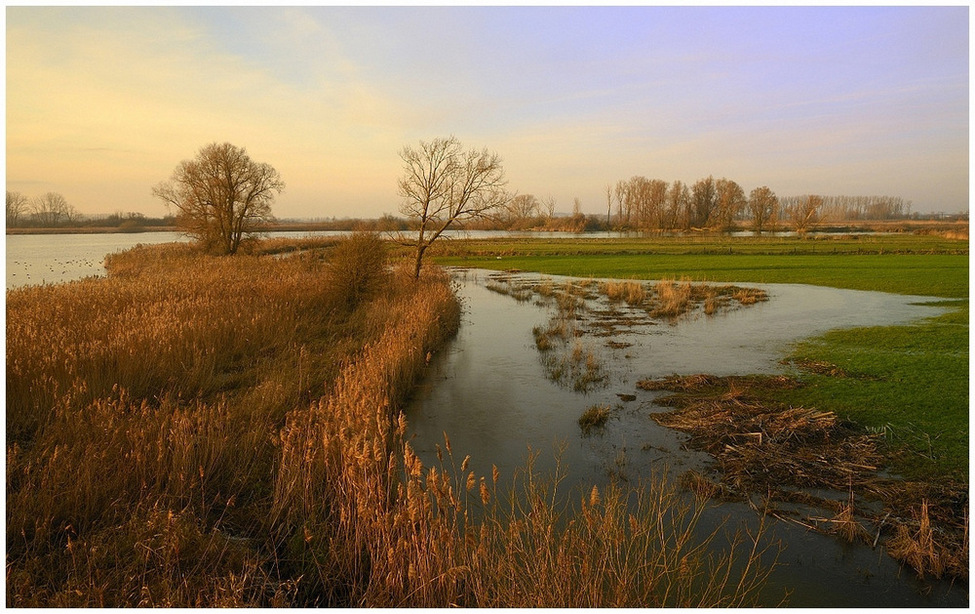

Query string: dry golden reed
[600,280,647,306]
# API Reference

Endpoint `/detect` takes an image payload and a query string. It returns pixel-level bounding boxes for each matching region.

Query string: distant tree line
[601,175,916,234]
[8,141,935,245]
[6,190,174,230]
[7,191,77,228]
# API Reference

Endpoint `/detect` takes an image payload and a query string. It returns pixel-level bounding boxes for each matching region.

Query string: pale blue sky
[6,6,969,218]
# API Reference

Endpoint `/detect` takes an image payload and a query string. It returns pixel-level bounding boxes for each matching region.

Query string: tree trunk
[413,243,427,280]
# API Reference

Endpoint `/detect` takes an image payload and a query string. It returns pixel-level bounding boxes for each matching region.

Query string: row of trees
[607,176,758,232]
[799,194,912,221]
[605,176,913,234]
[6,191,173,230]
[6,191,78,228]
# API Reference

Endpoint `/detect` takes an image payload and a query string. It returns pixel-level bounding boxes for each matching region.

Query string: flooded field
[406,269,965,607]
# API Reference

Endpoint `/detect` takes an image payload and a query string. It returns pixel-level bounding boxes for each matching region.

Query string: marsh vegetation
[638,374,968,581]
[410,258,966,605]
[7,235,779,607]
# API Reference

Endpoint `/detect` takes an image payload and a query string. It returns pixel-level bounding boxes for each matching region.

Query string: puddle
[405,269,964,607]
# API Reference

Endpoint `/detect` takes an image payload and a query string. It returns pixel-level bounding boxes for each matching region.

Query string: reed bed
[529,281,607,392]
[8,240,777,606]
[600,280,647,306]
[651,279,694,318]
[648,279,769,321]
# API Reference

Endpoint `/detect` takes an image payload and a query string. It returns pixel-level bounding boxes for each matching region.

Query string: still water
[406,270,965,608]
[5,230,367,288]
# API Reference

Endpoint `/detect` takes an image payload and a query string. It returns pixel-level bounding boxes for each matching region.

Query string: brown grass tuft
[601,280,647,306]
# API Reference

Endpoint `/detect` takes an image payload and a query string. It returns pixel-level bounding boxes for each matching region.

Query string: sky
[6,5,970,219]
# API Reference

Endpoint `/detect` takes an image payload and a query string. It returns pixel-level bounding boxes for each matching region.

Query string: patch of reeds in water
[649,279,769,321]
[590,278,769,323]
[529,281,607,392]
[485,278,534,302]
[600,280,647,306]
[578,404,612,432]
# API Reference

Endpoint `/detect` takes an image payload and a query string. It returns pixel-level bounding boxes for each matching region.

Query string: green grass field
[779,303,969,479]
[432,234,969,479]
[437,253,966,298]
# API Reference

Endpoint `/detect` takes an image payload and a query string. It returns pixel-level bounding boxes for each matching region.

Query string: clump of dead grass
[600,280,647,306]
[886,501,968,580]
[650,279,693,319]
[640,373,968,583]
[578,404,612,432]
[643,279,767,321]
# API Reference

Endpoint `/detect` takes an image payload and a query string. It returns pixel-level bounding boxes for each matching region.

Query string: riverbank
[6,225,179,234]
[640,372,967,582]
[6,236,460,605]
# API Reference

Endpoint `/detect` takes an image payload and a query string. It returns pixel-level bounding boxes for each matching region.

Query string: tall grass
[7,237,777,606]
[601,279,647,306]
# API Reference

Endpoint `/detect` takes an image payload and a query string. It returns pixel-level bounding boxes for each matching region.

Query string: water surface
[406,269,964,608]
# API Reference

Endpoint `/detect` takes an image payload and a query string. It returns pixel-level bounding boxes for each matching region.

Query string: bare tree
[612,180,628,227]
[30,192,75,227]
[748,186,778,234]
[714,178,746,233]
[507,194,540,221]
[153,142,284,255]
[541,195,556,218]
[667,180,691,231]
[6,191,29,227]
[646,179,669,230]
[398,136,508,279]
[690,176,717,229]
[785,194,824,235]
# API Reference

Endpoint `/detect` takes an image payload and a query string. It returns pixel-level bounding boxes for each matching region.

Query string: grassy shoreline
[431,233,968,298]
[781,303,969,480]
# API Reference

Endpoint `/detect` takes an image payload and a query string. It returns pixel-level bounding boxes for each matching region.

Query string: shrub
[326,231,390,311]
